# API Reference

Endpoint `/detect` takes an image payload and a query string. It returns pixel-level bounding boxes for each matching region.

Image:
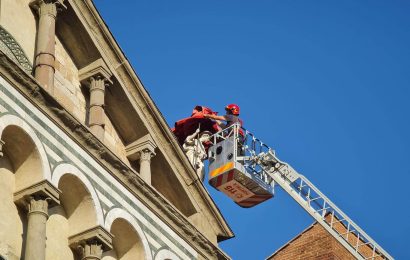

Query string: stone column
[88,76,107,140]
[125,134,157,185]
[139,148,155,184]
[14,180,61,260]
[25,197,49,260]
[79,59,113,141]
[30,0,66,94]
[69,226,113,260]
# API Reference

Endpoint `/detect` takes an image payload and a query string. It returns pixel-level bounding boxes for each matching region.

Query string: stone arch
[46,163,105,260]
[103,208,152,260]
[0,114,51,259]
[0,113,51,190]
[154,248,180,260]
[51,163,104,227]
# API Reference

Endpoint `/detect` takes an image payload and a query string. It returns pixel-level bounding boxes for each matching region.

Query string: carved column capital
[30,0,66,17]
[69,226,113,260]
[27,196,49,218]
[78,242,103,260]
[14,179,61,210]
[125,134,157,161]
[139,148,155,163]
[89,76,110,92]
[79,59,113,87]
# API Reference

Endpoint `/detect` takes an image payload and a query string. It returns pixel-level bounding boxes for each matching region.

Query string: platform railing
[209,124,393,260]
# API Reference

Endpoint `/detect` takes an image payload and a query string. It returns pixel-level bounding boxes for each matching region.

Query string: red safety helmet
[225,104,240,115]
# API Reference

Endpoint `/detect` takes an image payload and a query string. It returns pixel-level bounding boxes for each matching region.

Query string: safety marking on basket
[214,170,234,187]
[218,179,255,202]
[236,193,273,207]
[209,162,234,178]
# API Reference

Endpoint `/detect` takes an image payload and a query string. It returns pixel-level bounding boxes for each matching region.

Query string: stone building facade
[0,1,233,259]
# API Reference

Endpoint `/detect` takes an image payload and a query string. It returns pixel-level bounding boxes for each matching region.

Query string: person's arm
[204,114,226,121]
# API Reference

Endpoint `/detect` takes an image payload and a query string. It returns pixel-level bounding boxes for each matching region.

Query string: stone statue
[182,128,212,181]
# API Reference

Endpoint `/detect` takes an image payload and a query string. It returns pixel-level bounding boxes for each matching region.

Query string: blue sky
[94,1,409,259]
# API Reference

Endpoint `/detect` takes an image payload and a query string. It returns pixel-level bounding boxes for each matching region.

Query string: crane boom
[208,124,393,260]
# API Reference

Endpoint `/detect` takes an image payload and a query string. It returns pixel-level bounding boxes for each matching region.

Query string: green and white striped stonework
[0,76,197,260]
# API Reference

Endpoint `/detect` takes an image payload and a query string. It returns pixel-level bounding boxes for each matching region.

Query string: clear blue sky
[94,1,409,259]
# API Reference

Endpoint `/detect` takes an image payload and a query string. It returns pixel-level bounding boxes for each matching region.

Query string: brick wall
[268,223,356,260]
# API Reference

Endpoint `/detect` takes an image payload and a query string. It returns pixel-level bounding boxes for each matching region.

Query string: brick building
[267,222,356,260]
[267,217,382,260]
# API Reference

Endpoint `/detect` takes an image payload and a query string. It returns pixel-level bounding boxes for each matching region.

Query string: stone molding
[0,44,228,260]
[14,179,61,210]
[125,133,157,161]
[79,58,113,86]
[69,226,113,252]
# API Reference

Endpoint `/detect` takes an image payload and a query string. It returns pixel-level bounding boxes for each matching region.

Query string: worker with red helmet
[204,104,243,130]
[205,104,245,155]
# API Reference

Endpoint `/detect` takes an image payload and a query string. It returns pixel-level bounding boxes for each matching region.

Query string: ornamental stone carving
[0,26,32,73]
[69,226,113,260]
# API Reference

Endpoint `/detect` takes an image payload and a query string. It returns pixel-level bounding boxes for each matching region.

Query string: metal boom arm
[214,124,393,260]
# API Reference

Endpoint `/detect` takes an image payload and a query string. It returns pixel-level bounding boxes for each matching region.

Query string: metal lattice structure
[209,124,393,260]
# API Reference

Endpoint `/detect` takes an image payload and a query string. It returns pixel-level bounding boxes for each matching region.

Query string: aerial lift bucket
[207,126,394,260]
[208,126,274,208]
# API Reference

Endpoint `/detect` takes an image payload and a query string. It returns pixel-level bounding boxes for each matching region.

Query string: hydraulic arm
[208,124,393,260]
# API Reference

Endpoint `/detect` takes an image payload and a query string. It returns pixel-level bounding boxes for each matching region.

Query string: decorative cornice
[0,52,228,259]
[0,26,32,73]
